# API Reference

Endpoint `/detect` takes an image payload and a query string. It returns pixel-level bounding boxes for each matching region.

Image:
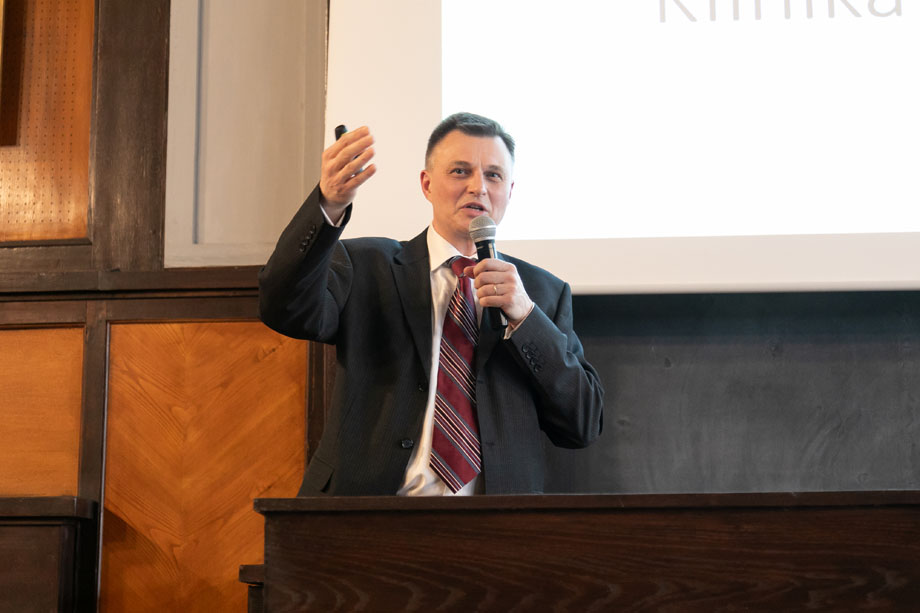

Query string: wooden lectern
[246,492,920,611]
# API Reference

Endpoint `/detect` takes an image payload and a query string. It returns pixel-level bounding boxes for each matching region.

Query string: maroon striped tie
[430,256,481,493]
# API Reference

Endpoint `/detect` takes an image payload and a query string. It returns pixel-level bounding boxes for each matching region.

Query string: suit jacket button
[400,439,414,449]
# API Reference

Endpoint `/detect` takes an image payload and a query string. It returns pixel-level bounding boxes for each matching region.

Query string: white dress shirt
[397,227,484,496]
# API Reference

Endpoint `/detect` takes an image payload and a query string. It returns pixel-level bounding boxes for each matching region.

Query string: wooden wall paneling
[78,299,106,501]
[104,295,260,323]
[90,0,169,272]
[0,0,94,242]
[0,266,262,294]
[0,244,95,280]
[0,298,86,325]
[101,321,306,612]
[0,269,99,293]
[95,266,261,292]
[0,0,25,145]
[0,326,84,496]
[0,0,174,281]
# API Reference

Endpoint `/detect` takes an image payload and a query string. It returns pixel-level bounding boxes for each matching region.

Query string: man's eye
[450,168,467,175]
[487,172,502,180]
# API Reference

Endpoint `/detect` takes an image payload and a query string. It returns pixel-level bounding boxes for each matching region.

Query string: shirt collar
[426,226,476,273]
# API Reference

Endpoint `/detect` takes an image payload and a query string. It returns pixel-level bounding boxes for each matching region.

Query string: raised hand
[319,126,378,219]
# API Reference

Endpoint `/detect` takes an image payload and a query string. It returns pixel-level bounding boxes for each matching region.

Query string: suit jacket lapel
[392,230,433,374]
[392,233,505,375]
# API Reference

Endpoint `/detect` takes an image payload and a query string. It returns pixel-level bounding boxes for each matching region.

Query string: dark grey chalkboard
[544,291,920,494]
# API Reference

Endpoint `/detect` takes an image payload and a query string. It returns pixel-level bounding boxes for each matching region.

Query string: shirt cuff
[319,201,347,227]
[503,303,535,340]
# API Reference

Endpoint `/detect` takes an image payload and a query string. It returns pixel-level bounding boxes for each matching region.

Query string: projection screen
[326,0,919,293]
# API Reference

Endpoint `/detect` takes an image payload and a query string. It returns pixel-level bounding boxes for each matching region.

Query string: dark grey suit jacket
[259,186,604,495]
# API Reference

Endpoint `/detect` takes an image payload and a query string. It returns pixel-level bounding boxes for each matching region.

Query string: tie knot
[450,257,476,278]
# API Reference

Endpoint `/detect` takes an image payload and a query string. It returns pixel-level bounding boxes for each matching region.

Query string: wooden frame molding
[0,0,170,280]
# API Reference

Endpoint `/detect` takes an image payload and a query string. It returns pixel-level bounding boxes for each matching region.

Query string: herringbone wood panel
[101,322,306,612]
[0,326,83,495]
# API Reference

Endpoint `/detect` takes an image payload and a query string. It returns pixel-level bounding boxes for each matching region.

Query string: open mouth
[464,204,486,212]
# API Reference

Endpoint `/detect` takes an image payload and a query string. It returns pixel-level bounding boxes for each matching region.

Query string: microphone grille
[468,215,497,242]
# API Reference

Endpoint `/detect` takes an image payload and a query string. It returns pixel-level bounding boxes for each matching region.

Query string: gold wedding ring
[493,284,499,296]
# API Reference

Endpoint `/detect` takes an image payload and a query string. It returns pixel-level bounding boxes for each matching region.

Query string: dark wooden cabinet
[0,497,96,613]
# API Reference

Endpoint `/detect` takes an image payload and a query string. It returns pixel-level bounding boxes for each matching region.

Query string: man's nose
[467,171,486,195]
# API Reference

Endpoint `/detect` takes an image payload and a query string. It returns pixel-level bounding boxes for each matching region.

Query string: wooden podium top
[254,490,920,611]
[255,489,920,514]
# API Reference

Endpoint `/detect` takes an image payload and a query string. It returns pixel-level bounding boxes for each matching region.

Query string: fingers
[340,146,374,177]
[333,150,376,193]
[468,258,513,286]
[320,126,377,210]
[468,259,534,324]
[344,161,377,189]
[324,127,374,174]
[326,165,376,213]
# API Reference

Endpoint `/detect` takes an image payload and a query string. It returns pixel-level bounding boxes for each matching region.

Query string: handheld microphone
[469,215,508,330]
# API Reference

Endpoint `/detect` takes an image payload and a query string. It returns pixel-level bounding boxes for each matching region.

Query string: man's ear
[419,169,431,199]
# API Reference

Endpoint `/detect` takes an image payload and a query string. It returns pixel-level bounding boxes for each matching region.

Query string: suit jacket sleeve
[502,274,604,449]
[258,185,352,343]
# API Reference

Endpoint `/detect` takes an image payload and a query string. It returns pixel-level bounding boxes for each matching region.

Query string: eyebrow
[450,161,507,174]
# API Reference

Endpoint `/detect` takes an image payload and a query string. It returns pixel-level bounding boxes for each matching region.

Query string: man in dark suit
[259,113,603,496]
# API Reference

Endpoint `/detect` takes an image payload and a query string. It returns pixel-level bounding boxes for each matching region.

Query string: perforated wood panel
[0,326,83,496]
[101,322,306,612]
[0,0,93,242]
